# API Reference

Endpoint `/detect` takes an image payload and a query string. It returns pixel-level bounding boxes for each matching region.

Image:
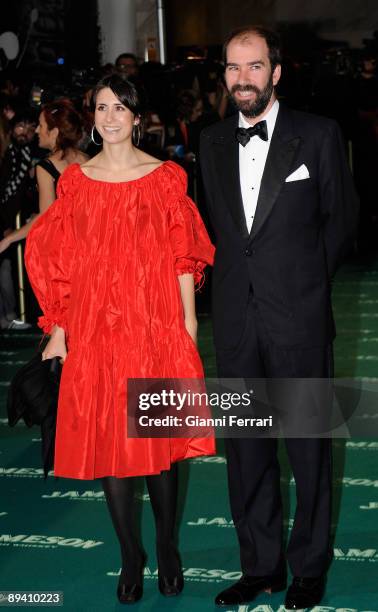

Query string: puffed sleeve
[166,162,215,290]
[24,165,78,335]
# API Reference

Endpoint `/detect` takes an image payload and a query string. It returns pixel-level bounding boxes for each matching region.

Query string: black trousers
[216,296,333,577]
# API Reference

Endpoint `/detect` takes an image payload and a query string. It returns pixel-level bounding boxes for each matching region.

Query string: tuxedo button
[245,248,253,256]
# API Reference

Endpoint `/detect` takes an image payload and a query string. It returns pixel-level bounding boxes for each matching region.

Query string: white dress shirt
[239,99,279,232]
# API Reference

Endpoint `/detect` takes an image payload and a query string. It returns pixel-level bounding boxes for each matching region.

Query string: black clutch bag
[7,346,62,478]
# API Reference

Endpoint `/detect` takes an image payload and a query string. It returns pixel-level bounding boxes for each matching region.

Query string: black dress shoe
[285,576,326,609]
[215,574,287,606]
[158,573,184,597]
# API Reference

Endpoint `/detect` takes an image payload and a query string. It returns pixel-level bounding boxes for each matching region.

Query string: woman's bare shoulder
[75,151,89,164]
[80,154,100,169]
[136,150,164,168]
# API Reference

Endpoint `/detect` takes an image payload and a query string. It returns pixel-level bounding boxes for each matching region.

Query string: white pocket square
[285,164,310,182]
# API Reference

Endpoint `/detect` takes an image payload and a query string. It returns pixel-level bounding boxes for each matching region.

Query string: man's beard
[229,73,274,118]
[13,136,29,145]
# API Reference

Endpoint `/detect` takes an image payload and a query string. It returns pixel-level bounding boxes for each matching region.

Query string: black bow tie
[235,121,268,146]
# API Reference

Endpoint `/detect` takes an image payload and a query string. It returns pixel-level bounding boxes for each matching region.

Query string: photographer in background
[0,109,37,329]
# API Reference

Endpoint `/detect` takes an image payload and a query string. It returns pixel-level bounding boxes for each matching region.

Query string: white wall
[98,0,136,64]
[136,0,158,61]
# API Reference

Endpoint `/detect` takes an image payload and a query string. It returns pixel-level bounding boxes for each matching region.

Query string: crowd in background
[0,31,377,327]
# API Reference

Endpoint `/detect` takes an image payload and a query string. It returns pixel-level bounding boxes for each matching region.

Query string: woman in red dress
[25,74,215,604]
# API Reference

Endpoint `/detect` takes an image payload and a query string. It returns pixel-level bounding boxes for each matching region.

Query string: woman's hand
[0,235,12,254]
[42,325,67,363]
[185,316,198,347]
[178,273,198,346]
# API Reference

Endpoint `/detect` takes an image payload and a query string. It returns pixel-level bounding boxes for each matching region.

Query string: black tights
[102,464,179,583]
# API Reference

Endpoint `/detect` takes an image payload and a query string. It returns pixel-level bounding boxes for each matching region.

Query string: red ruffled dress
[25,161,215,479]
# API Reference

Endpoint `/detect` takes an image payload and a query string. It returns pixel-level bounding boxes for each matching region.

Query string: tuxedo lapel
[212,116,249,239]
[249,106,301,242]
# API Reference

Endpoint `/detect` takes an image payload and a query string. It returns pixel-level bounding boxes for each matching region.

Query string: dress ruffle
[37,312,68,335]
[175,258,207,290]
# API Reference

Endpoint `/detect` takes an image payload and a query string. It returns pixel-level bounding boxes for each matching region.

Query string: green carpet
[1,258,377,611]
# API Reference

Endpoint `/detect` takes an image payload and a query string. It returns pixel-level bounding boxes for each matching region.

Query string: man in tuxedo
[200,26,358,609]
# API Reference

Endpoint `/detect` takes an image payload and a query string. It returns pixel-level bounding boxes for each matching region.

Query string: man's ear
[272,64,281,87]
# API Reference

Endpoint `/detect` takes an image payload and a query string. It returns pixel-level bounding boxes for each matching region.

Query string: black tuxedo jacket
[200,105,359,350]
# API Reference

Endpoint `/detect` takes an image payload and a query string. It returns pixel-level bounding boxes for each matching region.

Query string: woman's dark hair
[222,25,282,71]
[91,74,145,118]
[42,99,83,153]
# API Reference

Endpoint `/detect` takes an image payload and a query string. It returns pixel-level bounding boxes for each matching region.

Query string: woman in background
[0,99,88,254]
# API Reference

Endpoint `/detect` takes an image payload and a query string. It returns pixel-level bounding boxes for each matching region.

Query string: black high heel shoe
[117,555,146,604]
[157,547,184,597]
[158,573,184,597]
[117,579,143,605]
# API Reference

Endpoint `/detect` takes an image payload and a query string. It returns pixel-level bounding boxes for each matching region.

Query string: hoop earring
[132,123,141,147]
[91,125,102,146]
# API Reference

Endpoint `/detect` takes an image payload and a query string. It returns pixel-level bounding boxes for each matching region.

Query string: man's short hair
[223,25,282,70]
[115,53,137,67]
[11,108,37,128]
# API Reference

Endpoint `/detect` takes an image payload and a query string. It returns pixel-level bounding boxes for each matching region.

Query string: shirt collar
[238,99,279,141]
